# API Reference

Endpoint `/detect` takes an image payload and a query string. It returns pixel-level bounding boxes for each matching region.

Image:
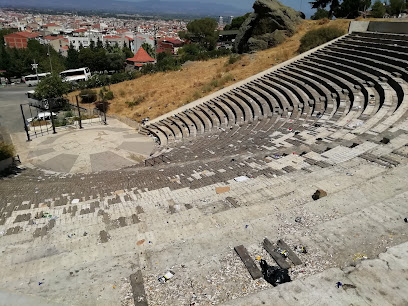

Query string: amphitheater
[1,21,408,305]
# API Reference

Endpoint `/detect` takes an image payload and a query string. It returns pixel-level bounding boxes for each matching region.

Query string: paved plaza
[11,119,155,173]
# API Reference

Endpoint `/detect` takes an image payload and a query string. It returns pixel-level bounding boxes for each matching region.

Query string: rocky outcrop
[234,0,303,53]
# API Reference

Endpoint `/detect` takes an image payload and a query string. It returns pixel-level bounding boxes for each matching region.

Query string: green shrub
[64,110,74,118]
[126,95,145,108]
[79,89,97,103]
[202,73,234,93]
[193,91,202,100]
[227,54,242,65]
[220,73,234,85]
[209,79,219,88]
[94,101,110,112]
[110,72,132,84]
[298,26,345,54]
[53,118,68,127]
[104,91,114,100]
[140,63,157,74]
[0,142,15,160]
[202,83,213,93]
[119,89,126,97]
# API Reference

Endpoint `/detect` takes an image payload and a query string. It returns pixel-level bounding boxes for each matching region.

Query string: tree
[0,28,17,42]
[0,45,11,78]
[140,63,156,74]
[122,46,133,58]
[0,36,66,79]
[311,8,330,19]
[39,49,65,73]
[66,44,80,69]
[78,48,96,71]
[178,43,202,57]
[96,38,104,50]
[310,0,340,18]
[34,73,69,99]
[335,0,371,18]
[156,51,179,72]
[106,53,125,72]
[185,17,218,51]
[310,0,371,18]
[141,43,155,58]
[389,0,406,15]
[371,0,386,17]
[95,49,109,72]
[104,40,112,52]
[224,13,251,30]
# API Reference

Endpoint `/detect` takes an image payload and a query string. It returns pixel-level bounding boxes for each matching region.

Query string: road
[0,85,34,138]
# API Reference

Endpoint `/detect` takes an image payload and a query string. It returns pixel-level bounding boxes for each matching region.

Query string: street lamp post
[47,44,53,73]
[153,24,158,59]
[31,60,39,84]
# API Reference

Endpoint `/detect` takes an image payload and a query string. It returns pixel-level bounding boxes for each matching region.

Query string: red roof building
[103,35,121,39]
[43,23,60,28]
[126,47,156,70]
[4,31,40,48]
[157,37,184,55]
[44,35,64,41]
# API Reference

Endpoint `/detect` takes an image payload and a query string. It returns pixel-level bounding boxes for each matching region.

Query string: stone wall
[349,20,408,34]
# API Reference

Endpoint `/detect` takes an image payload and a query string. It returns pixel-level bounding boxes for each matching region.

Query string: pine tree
[141,43,155,59]
[66,44,80,69]
[336,0,371,18]
[310,0,340,17]
[96,37,104,50]
[371,0,386,17]
[389,0,406,16]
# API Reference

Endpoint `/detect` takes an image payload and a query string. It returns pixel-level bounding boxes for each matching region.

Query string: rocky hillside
[235,0,303,53]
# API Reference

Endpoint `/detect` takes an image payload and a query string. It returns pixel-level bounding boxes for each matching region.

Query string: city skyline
[0,0,315,18]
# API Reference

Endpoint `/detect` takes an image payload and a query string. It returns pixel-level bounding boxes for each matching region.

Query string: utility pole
[47,44,53,73]
[153,23,158,59]
[31,60,39,84]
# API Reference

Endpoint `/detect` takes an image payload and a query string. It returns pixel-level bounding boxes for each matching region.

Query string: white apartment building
[67,34,103,50]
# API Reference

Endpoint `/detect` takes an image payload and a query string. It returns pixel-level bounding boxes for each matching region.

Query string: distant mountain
[0,0,247,17]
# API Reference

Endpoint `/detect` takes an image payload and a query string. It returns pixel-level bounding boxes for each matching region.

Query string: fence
[20,95,107,141]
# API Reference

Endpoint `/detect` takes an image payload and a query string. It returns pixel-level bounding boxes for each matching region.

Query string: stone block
[216,186,231,194]
[312,189,327,201]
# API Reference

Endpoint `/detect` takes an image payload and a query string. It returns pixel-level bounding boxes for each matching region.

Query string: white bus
[60,67,91,83]
[23,73,51,86]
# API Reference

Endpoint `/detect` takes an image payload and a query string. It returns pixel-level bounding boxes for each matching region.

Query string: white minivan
[60,67,91,82]
[23,73,51,86]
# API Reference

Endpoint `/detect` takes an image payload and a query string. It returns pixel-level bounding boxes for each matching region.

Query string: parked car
[26,91,69,111]
[26,112,57,125]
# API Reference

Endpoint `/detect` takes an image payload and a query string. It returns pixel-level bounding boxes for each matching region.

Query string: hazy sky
[130,0,315,17]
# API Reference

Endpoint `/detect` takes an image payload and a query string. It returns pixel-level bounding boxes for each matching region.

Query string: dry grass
[30,120,52,127]
[68,19,351,122]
